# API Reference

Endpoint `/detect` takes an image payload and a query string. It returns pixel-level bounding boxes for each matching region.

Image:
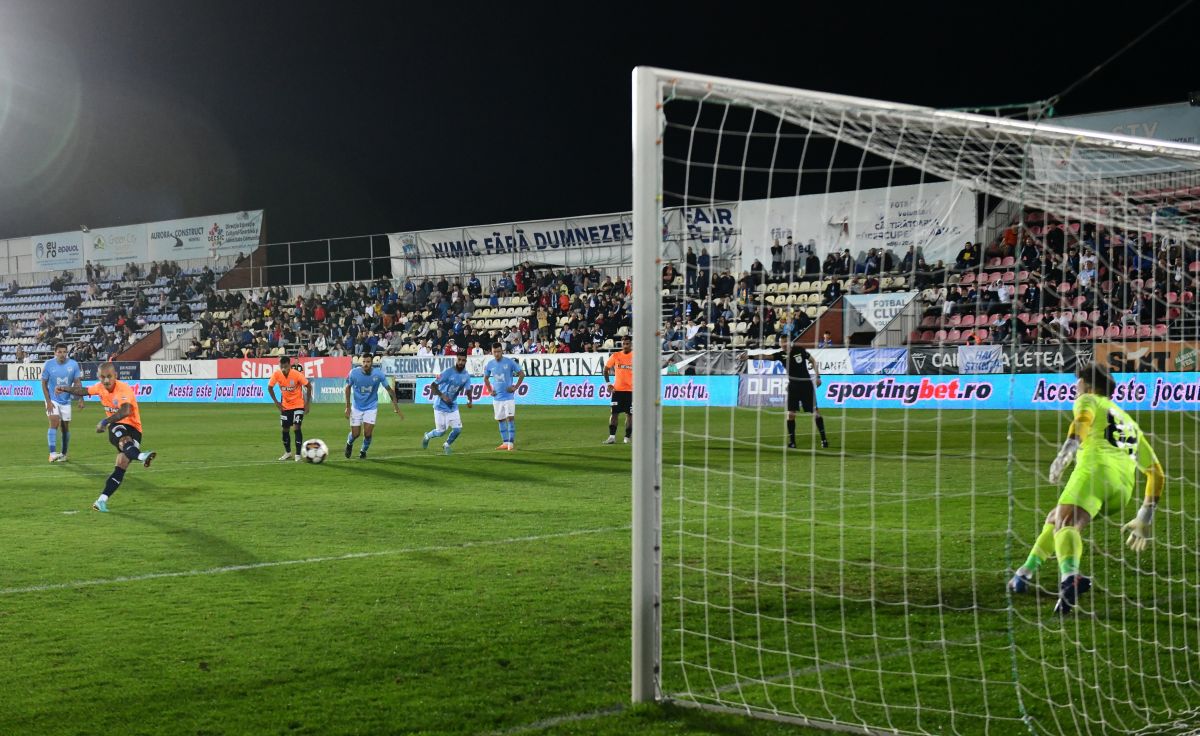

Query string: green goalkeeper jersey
[1073,393,1159,474]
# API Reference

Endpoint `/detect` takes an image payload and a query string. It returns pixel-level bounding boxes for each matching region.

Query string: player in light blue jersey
[344,354,404,459]
[422,352,474,455]
[482,343,525,451]
[41,343,83,462]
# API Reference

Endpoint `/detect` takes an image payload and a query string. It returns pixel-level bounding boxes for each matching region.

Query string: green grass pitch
[2,402,1197,735]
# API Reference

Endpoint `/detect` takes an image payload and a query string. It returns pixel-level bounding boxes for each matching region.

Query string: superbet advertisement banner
[217,357,353,379]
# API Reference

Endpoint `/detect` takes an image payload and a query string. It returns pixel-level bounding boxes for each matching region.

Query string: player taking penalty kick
[41,342,83,462]
[483,343,525,450]
[1008,363,1165,615]
[268,356,313,461]
[56,362,156,512]
[422,352,473,455]
[344,354,404,459]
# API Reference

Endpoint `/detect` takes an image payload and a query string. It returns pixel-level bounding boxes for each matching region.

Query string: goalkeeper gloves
[1048,438,1080,484]
[1121,503,1156,553]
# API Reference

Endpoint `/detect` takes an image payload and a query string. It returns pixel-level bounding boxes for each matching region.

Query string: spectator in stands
[848,277,865,295]
[823,279,843,305]
[770,239,784,278]
[661,263,676,290]
[862,275,880,294]
[836,249,854,276]
[6,279,19,297]
[697,248,712,295]
[991,314,1015,345]
[805,248,821,278]
[954,241,978,271]
[862,249,881,275]
[14,346,30,363]
[685,246,699,294]
[749,258,765,287]
[822,251,840,276]
[817,330,834,348]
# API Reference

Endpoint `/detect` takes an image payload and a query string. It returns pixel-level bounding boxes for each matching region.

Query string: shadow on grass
[115,511,262,568]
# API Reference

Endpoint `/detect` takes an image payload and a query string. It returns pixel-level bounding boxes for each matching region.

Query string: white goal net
[632,67,1200,735]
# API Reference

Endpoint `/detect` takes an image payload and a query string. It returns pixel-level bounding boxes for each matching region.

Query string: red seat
[1018,312,1032,324]
[1074,310,1089,323]
[1105,325,1121,338]
[1017,284,1029,295]
[1130,278,1144,291]
[1088,310,1100,322]
[986,257,1002,268]
[1188,261,1200,273]
[946,329,962,343]
[1058,281,1073,294]
[1121,325,1137,339]
[1169,307,1182,320]
[1091,326,1105,340]
[1183,291,1195,304]
[947,314,962,327]
[1073,326,1090,341]
[921,330,936,342]
[1017,270,1030,281]
[920,315,938,328]
[960,314,976,328]
[961,271,976,285]
[934,329,948,343]
[908,330,923,344]
[1068,222,1081,234]
[1154,324,1169,338]
[1167,292,1179,303]
[1145,278,1156,290]
[1001,271,1015,283]
[1137,325,1152,338]
[1001,256,1016,268]
[1099,280,1113,292]
[975,328,989,343]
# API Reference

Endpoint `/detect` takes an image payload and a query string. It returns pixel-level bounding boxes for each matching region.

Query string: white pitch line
[0,525,629,596]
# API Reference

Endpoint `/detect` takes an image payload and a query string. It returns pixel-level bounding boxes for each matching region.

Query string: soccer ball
[302,439,329,464]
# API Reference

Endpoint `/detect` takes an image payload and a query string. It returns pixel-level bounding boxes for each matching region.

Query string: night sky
[0,0,1196,244]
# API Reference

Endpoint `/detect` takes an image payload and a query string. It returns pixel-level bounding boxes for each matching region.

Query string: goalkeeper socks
[62,431,70,455]
[786,419,796,443]
[48,428,57,453]
[446,427,462,445]
[282,431,292,453]
[102,466,126,498]
[362,436,372,452]
[1054,527,1083,580]
[814,416,827,442]
[1022,523,1056,573]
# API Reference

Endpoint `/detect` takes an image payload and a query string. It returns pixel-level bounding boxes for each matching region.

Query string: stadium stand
[0,260,222,362]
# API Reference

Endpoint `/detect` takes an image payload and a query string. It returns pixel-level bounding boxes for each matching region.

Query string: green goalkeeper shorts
[1058,461,1134,518]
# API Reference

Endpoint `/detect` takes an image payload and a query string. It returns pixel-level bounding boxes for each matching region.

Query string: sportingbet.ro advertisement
[811,372,1200,412]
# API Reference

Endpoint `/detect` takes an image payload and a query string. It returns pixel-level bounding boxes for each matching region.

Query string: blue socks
[62,431,69,455]
[362,436,372,452]
[446,427,462,445]
[498,421,515,443]
[425,429,447,440]
[48,427,57,453]
[346,431,355,447]
[508,419,515,444]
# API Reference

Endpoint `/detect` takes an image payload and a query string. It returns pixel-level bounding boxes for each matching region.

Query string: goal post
[632,65,1200,734]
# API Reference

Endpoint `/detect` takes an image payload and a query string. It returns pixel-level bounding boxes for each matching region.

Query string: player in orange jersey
[603,335,634,444]
[56,362,156,512]
[268,356,314,461]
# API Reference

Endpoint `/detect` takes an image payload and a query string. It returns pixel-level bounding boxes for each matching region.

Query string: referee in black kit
[778,336,829,449]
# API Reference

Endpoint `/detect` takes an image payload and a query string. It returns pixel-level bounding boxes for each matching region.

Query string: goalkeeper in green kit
[1008,363,1165,615]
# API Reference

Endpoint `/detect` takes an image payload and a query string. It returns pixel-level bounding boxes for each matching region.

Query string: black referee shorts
[787,382,815,414]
